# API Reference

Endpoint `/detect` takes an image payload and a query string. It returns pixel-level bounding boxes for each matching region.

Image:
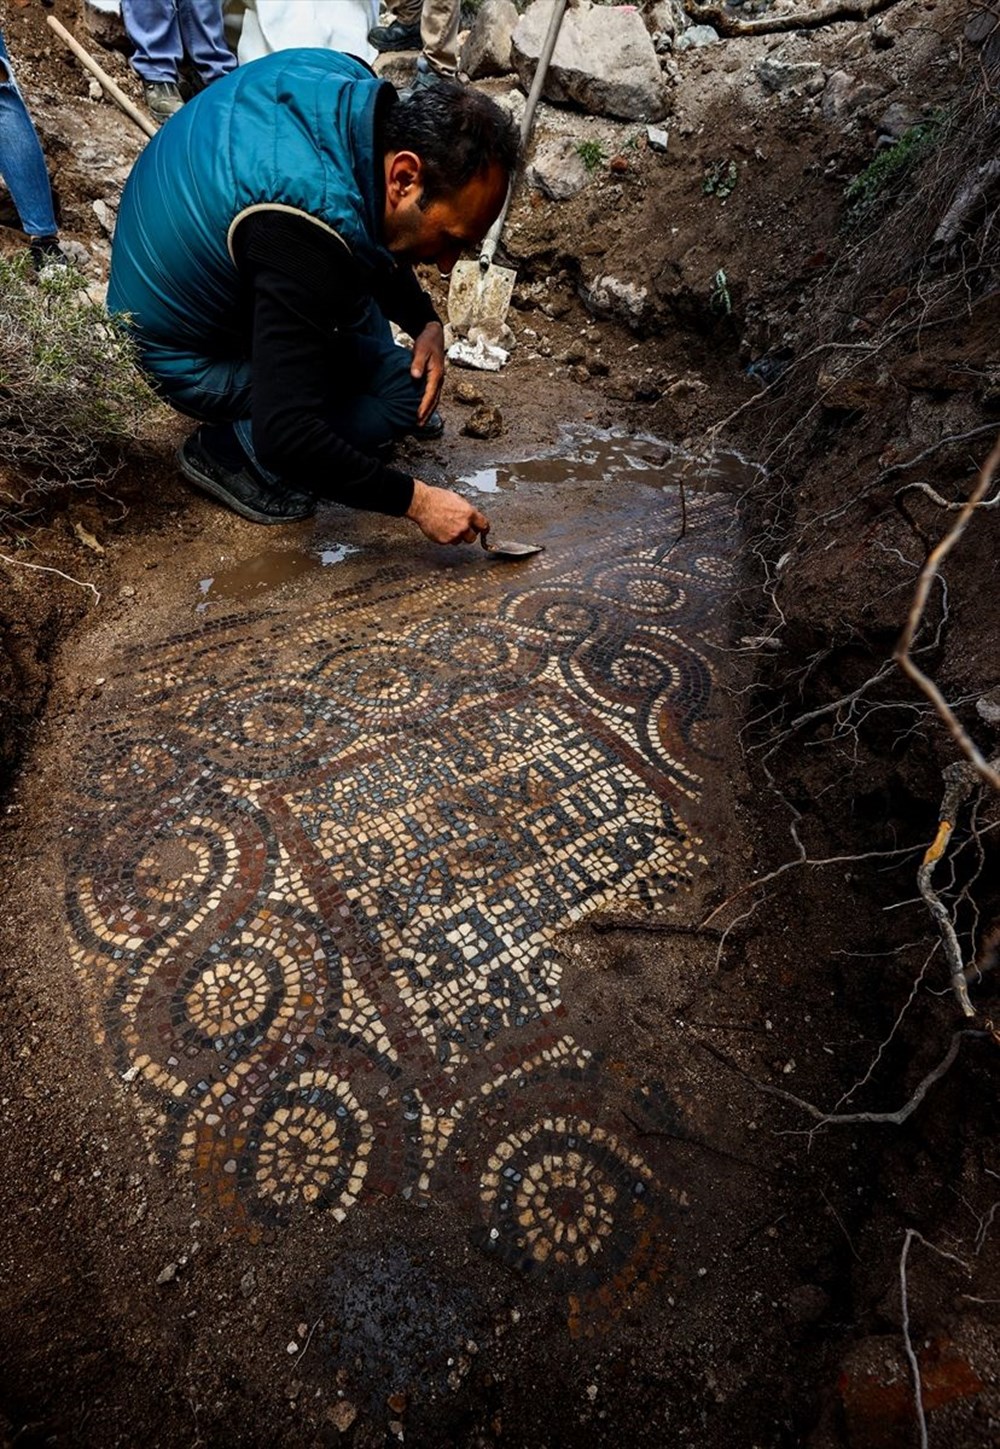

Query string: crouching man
[108,49,519,544]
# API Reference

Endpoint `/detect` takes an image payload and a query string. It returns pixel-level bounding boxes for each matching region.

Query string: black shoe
[409,409,444,441]
[177,430,316,524]
[29,235,68,272]
[368,19,421,51]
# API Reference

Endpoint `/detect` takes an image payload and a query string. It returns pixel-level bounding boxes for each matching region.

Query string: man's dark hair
[380,82,521,205]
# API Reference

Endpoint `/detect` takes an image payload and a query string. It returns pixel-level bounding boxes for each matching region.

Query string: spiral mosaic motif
[480,1117,654,1288]
[63,492,732,1322]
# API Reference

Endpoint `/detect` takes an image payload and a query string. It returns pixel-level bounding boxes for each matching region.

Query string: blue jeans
[0,28,59,238]
[120,0,236,84]
[137,305,425,475]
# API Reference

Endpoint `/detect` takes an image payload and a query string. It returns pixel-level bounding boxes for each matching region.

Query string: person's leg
[0,29,59,240]
[368,0,422,53]
[120,0,186,123]
[419,0,460,79]
[120,0,184,80]
[176,0,236,85]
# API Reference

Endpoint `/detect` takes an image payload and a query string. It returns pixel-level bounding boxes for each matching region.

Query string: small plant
[703,159,738,200]
[0,254,161,522]
[843,110,948,229]
[576,139,606,173]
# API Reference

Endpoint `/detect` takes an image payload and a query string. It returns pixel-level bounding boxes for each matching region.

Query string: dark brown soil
[2,1,999,1446]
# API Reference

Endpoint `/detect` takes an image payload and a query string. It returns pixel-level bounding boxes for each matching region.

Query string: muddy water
[191,428,755,611]
[53,427,755,1430]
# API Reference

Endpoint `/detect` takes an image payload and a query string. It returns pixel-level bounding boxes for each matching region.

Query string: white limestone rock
[527,136,590,200]
[512,0,667,122]
[461,0,518,79]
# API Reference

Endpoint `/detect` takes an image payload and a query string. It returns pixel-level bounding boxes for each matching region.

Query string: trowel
[447,0,569,338]
[479,528,544,560]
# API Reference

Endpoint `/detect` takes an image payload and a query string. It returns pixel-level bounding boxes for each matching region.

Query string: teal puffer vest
[108,49,392,367]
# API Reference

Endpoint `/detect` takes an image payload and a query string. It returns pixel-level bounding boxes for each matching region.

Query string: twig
[0,551,101,602]
[894,433,1000,793]
[828,944,937,1114]
[900,1230,929,1449]
[701,843,920,929]
[690,1028,989,1126]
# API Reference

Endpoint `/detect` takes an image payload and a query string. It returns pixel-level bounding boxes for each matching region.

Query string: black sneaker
[29,235,68,271]
[177,430,316,524]
[368,19,421,51]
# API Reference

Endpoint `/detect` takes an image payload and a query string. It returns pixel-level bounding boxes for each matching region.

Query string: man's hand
[406,480,488,545]
[410,321,445,426]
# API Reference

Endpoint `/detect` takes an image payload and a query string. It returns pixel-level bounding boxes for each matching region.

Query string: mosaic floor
[62,489,733,1322]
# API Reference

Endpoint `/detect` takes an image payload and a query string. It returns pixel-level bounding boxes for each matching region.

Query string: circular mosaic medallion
[182,1069,373,1225]
[479,1116,654,1290]
[119,907,336,1094]
[176,676,342,778]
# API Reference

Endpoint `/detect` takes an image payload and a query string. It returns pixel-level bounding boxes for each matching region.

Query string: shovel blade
[448,258,517,335]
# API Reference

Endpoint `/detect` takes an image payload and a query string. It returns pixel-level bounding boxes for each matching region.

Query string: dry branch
[918,764,982,1017]
[687,0,902,37]
[692,1028,992,1126]
[894,433,1000,793]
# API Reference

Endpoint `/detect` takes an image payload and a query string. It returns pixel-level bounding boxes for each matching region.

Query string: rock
[240,1269,256,1297]
[569,363,590,384]
[461,0,518,78]
[453,380,485,405]
[838,1336,985,1447]
[757,55,825,94]
[649,0,686,40]
[527,136,590,200]
[646,125,669,153]
[512,0,667,122]
[92,199,116,237]
[582,273,648,327]
[156,1262,178,1285]
[976,686,1000,724]
[877,101,921,140]
[461,404,503,439]
[585,352,608,377]
[821,70,886,124]
[327,1400,358,1433]
[675,24,719,51]
[817,355,886,410]
[448,337,509,371]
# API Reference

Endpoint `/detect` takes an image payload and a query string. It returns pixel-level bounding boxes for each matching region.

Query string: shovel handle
[46,14,157,139]
[479,0,569,270]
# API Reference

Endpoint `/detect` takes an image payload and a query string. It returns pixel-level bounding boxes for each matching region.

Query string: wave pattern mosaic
[63,494,732,1318]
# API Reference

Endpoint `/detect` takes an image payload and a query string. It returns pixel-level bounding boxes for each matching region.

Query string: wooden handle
[46,14,157,140]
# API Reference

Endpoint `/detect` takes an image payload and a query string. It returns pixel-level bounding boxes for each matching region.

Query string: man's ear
[386,150,424,206]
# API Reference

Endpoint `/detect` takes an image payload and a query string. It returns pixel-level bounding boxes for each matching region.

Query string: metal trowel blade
[480,532,544,559]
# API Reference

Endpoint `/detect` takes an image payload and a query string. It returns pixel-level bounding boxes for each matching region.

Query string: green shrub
[0,255,160,520]
[843,111,947,230]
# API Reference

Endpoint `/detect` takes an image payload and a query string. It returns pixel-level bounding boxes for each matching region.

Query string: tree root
[686,0,903,38]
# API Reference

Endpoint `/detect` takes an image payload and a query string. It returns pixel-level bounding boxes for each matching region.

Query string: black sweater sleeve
[231,210,433,516]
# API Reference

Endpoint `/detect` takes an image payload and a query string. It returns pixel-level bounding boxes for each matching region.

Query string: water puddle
[192,428,760,612]
[456,428,760,496]
[195,541,361,611]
